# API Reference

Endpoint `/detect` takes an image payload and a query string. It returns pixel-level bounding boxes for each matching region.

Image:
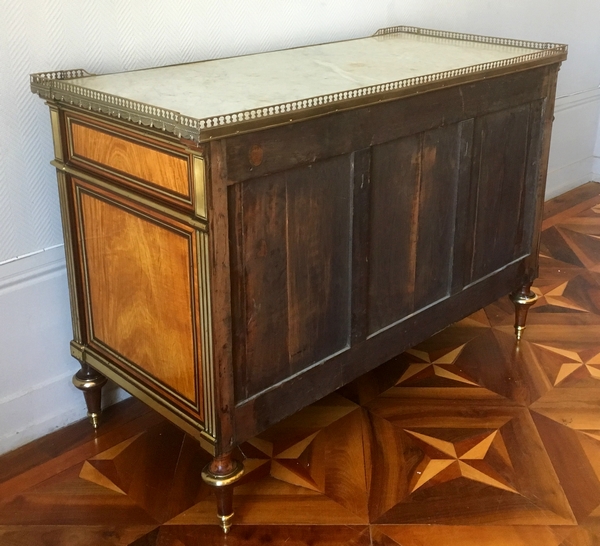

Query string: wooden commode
[31,26,567,532]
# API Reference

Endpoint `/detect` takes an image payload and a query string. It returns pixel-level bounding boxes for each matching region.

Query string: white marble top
[31,27,566,140]
[68,32,540,122]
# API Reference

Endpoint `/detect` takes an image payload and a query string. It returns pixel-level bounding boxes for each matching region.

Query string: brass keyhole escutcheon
[249,145,263,167]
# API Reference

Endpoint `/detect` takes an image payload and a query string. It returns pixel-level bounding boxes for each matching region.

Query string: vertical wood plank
[286,156,353,370]
[524,67,560,284]
[207,140,236,452]
[228,184,248,402]
[368,135,421,334]
[471,104,531,281]
[519,97,549,282]
[414,126,460,309]
[231,155,353,401]
[450,119,476,294]
[350,149,372,345]
[239,176,290,399]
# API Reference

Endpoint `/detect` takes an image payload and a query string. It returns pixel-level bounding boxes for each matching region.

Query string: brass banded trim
[201,460,244,488]
[217,513,234,535]
[75,342,216,454]
[193,156,207,220]
[30,27,567,143]
[198,231,216,436]
[70,340,84,360]
[49,106,64,161]
[52,160,207,231]
[510,291,538,306]
[56,172,82,343]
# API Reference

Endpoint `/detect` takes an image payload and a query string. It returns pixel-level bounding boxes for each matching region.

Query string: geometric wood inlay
[6,183,600,546]
[404,429,517,494]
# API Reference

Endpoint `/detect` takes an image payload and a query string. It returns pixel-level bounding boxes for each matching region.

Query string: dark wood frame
[36,43,563,533]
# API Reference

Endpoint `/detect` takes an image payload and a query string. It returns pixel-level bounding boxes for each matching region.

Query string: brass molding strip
[71,341,217,454]
[193,156,207,220]
[70,341,84,361]
[56,172,82,343]
[198,231,216,437]
[48,105,64,161]
[52,160,207,231]
[30,27,567,143]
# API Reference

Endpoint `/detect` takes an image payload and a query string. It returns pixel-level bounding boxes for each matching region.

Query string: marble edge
[29,26,568,143]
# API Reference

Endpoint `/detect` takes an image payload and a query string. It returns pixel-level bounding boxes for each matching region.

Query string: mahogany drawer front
[65,114,194,207]
[70,175,216,428]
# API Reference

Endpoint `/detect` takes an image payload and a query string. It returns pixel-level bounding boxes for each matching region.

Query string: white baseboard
[546,88,600,199]
[554,87,600,114]
[0,248,128,456]
[593,156,600,181]
[0,245,66,296]
[0,373,127,455]
[546,156,596,200]
[0,373,86,454]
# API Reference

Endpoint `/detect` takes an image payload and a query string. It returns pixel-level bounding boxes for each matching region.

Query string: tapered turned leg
[510,284,538,341]
[72,362,107,429]
[201,453,244,534]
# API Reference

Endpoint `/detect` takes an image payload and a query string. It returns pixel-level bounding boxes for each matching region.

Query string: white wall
[0,247,125,453]
[594,113,600,181]
[1,0,599,455]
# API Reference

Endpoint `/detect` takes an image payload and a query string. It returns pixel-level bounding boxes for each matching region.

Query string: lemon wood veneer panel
[70,120,190,198]
[77,183,201,409]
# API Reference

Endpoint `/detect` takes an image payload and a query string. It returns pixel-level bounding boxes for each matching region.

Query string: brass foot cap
[515,325,525,341]
[201,459,244,488]
[510,290,538,307]
[72,374,108,391]
[219,512,234,534]
[88,412,101,429]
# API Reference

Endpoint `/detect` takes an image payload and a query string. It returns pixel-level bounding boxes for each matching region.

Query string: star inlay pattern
[532,282,590,312]
[405,429,516,494]
[396,345,479,386]
[6,184,600,545]
[239,431,322,492]
[533,344,600,386]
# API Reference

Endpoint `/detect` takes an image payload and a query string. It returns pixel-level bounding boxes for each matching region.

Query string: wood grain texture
[77,183,200,406]
[414,126,460,309]
[222,64,555,447]
[58,61,556,462]
[371,525,568,546]
[70,121,190,197]
[470,104,535,281]
[206,139,237,453]
[3,183,600,545]
[135,525,371,546]
[367,124,462,334]
[368,133,421,332]
[543,182,600,223]
[223,67,550,183]
[285,156,352,370]
[231,156,352,402]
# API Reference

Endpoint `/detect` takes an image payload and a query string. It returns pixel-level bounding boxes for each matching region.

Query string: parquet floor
[3,183,600,545]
